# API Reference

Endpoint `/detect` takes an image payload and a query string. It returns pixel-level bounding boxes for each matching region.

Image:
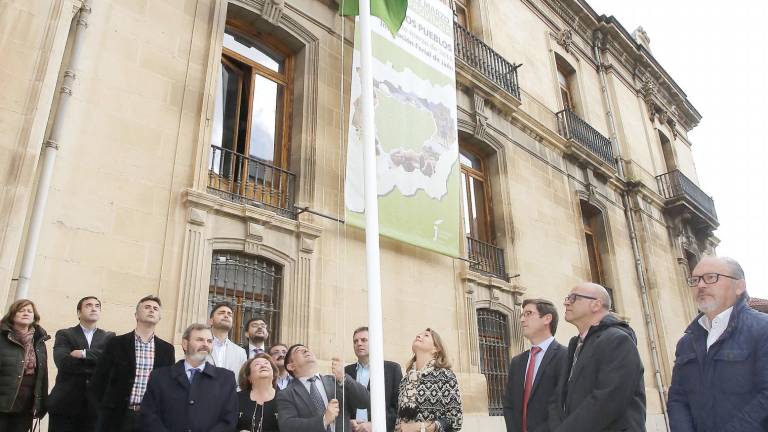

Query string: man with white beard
[668,256,768,432]
[139,324,238,432]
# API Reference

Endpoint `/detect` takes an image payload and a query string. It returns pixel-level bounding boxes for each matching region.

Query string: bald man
[550,282,645,432]
[668,256,768,432]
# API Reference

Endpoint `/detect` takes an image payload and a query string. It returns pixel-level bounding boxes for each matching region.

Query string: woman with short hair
[0,299,50,431]
[237,352,280,432]
[396,328,463,432]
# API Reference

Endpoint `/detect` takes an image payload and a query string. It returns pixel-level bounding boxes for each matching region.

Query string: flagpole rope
[337,2,348,430]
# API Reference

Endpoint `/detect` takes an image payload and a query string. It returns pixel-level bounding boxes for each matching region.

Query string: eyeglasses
[687,273,740,287]
[564,293,598,304]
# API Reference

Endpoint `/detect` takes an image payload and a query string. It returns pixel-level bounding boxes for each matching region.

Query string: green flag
[340,0,409,36]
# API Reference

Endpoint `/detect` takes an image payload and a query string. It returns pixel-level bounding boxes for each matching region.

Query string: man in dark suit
[90,295,176,432]
[48,296,115,432]
[552,283,645,432]
[276,343,369,432]
[139,323,238,432]
[345,326,402,432]
[503,298,567,432]
[243,317,269,359]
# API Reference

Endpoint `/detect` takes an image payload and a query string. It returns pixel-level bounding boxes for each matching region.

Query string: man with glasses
[668,256,768,432]
[243,317,269,359]
[551,283,645,432]
[502,299,567,432]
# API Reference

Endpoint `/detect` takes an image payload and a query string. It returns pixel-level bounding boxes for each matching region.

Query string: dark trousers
[121,410,139,432]
[49,413,97,432]
[0,411,34,432]
[94,408,138,432]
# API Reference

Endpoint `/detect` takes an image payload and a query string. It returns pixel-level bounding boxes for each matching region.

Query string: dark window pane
[477,309,509,416]
[209,251,282,345]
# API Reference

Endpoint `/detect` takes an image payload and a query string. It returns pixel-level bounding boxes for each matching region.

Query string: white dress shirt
[213,336,228,366]
[354,363,370,421]
[248,343,266,359]
[524,336,555,384]
[81,325,97,348]
[698,307,733,350]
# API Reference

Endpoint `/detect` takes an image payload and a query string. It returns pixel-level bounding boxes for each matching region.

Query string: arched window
[477,308,510,416]
[454,0,471,28]
[208,251,283,345]
[658,130,676,173]
[580,201,615,311]
[460,143,508,280]
[555,54,577,113]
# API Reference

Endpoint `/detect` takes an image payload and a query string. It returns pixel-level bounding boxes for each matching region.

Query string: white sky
[585,0,768,299]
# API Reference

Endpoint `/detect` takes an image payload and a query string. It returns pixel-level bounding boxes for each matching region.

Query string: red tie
[522,346,542,432]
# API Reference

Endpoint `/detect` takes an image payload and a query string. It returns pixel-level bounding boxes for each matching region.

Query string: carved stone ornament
[556,29,574,53]
[261,0,285,25]
[473,92,488,139]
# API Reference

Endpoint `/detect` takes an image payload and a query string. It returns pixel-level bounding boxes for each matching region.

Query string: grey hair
[182,323,212,341]
[720,256,745,280]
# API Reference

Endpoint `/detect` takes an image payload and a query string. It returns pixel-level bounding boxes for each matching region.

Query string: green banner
[345,0,459,257]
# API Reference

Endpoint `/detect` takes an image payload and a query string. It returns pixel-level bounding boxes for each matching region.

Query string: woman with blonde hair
[237,352,280,431]
[396,328,462,432]
[0,299,50,431]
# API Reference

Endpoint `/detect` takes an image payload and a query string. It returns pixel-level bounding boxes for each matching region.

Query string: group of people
[0,295,463,432]
[501,255,768,432]
[0,255,765,432]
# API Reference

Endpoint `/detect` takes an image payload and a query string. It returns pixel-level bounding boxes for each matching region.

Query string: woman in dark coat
[396,328,463,432]
[0,299,50,431]
[237,353,280,432]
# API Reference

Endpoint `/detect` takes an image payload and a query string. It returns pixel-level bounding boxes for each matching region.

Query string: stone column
[174,207,212,343]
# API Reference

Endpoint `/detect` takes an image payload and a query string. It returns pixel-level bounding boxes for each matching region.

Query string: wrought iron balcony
[656,169,718,229]
[208,145,296,219]
[466,236,508,281]
[556,107,617,170]
[454,23,521,100]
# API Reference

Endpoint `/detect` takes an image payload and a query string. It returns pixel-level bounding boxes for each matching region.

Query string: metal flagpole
[358,1,387,431]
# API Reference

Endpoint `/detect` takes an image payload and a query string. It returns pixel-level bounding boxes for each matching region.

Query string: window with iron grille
[477,308,510,416]
[208,251,282,346]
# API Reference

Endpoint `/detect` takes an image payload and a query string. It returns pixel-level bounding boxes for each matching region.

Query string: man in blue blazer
[139,323,238,432]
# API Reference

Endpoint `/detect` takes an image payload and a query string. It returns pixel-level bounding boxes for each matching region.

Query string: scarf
[398,359,436,421]
[14,327,36,375]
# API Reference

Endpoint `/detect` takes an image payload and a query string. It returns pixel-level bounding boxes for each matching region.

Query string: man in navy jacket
[668,256,768,432]
[139,323,238,432]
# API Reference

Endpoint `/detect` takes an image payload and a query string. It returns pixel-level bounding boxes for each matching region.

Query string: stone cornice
[523,0,702,132]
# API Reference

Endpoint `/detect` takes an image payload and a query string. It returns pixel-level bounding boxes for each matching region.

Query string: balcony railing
[454,23,521,100]
[556,107,617,170]
[656,170,717,222]
[466,236,508,281]
[208,145,296,219]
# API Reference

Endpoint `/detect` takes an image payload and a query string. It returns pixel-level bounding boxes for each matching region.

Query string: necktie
[253,348,264,358]
[188,368,199,384]
[522,346,542,432]
[569,338,584,381]
[307,377,332,432]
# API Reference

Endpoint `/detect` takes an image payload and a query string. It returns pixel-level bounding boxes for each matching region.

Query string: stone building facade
[0,0,719,430]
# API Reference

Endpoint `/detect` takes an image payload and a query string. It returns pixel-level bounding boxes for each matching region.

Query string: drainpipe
[15,0,92,300]
[593,30,670,431]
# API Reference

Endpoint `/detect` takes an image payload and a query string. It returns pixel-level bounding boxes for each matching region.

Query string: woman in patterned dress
[395,328,463,432]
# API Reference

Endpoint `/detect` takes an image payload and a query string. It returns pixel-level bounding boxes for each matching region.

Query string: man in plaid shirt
[91,295,175,432]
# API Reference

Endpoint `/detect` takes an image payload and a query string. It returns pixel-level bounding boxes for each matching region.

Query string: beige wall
[0,0,718,430]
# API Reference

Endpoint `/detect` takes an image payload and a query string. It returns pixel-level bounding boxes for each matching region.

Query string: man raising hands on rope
[276,344,370,432]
